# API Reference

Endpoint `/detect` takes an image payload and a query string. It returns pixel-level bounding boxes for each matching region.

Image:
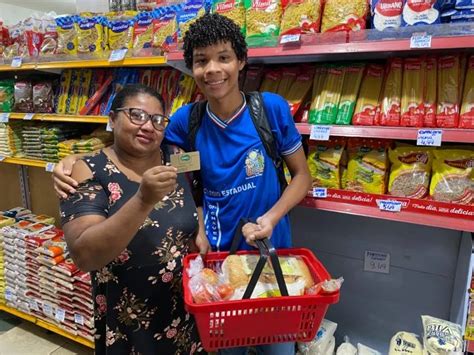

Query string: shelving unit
[8,113,108,124]
[1,157,48,168]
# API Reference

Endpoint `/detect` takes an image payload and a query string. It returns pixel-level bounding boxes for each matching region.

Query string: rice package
[422,315,463,354]
[402,0,441,26]
[307,138,346,189]
[371,0,404,31]
[460,55,474,128]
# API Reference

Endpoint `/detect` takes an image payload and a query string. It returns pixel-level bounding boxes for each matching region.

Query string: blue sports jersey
[164,92,302,251]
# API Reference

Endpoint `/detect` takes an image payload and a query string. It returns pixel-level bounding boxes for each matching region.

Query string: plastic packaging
[423,57,437,127]
[402,0,441,26]
[460,55,474,128]
[307,138,346,189]
[336,337,357,355]
[280,0,322,35]
[336,64,365,125]
[352,64,385,126]
[244,0,282,46]
[358,343,382,355]
[371,0,404,31]
[297,319,337,355]
[33,82,54,113]
[213,0,246,35]
[0,79,15,112]
[422,315,463,354]
[437,54,461,128]
[14,81,33,112]
[389,332,423,355]
[321,0,369,32]
[380,58,403,126]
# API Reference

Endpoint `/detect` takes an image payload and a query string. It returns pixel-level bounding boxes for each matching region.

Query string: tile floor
[0,311,93,355]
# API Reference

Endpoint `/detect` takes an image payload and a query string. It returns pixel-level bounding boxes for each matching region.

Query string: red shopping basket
[183,240,340,351]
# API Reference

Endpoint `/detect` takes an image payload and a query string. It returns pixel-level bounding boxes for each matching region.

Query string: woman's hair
[183,13,248,69]
[111,84,165,113]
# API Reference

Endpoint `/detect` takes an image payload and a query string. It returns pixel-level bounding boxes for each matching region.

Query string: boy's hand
[242,216,274,247]
[53,155,80,199]
[195,231,210,256]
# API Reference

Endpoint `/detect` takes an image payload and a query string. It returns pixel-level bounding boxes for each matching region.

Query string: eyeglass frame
[115,107,169,131]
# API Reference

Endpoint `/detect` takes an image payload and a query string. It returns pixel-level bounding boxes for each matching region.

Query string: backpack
[187,92,288,206]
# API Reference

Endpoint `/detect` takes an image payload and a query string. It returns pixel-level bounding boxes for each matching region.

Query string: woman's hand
[137,166,178,206]
[242,216,275,247]
[53,155,80,198]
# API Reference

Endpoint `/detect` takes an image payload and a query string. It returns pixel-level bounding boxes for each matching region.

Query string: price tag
[55,308,66,322]
[280,34,301,45]
[29,299,39,312]
[410,33,432,49]
[45,162,56,172]
[11,56,22,68]
[109,48,128,62]
[5,288,13,301]
[23,113,35,121]
[364,250,390,274]
[0,156,5,162]
[310,125,331,141]
[312,187,327,198]
[74,313,84,325]
[378,199,402,212]
[43,303,53,317]
[106,121,113,132]
[417,129,442,146]
[0,113,10,123]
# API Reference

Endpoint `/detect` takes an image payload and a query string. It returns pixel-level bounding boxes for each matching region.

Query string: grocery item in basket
[336,64,364,125]
[297,319,337,355]
[460,55,474,128]
[400,57,425,127]
[152,5,180,51]
[437,55,461,128]
[422,315,462,353]
[33,82,54,113]
[0,79,14,112]
[379,58,402,126]
[371,0,404,31]
[244,0,282,45]
[352,64,384,126]
[321,0,369,33]
[56,15,78,55]
[14,81,33,113]
[357,343,381,355]
[307,138,346,189]
[280,0,322,36]
[286,67,314,115]
[402,0,441,26]
[77,15,105,54]
[429,149,473,205]
[424,57,437,127]
[212,0,246,35]
[177,0,207,43]
[388,332,423,355]
[388,146,433,198]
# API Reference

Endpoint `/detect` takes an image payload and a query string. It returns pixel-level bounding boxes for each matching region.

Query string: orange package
[436,55,461,128]
[423,57,437,127]
[352,64,384,126]
[400,57,425,127]
[379,58,402,126]
[460,55,474,129]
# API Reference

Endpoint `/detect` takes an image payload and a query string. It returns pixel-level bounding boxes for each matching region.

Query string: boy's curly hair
[183,13,248,69]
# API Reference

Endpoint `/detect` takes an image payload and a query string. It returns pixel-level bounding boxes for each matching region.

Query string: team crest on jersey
[245,149,264,178]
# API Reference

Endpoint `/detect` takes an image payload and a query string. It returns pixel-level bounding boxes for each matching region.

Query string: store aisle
[0,312,93,355]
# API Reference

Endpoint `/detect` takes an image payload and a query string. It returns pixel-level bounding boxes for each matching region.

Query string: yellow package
[56,16,78,55]
[133,11,154,53]
[379,58,402,126]
[321,0,369,33]
[460,55,474,129]
[67,70,82,115]
[352,64,384,126]
[308,66,328,124]
[424,57,437,127]
[57,70,73,114]
[311,65,345,124]
[77,16,104,54]
[108,15,135,50]
[400,57,425,127]
[286,66,315,115]
[346,138,390,195]
[78,70,93,112]
[335,63,365,125]
[177,2,207,43]
[437,55,461,128]
[388,146,434,199]
[152,7,178,51]
[170,74,196,115]
[307,138,346,189]
[280,0,322,35]
[245,0,282,44]
[430,150,473,205]
[260,70,282,93]
[213,0,246,34]
[276,68,298,99]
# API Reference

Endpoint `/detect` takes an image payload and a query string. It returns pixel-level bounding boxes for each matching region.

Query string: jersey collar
[206,92,247,129]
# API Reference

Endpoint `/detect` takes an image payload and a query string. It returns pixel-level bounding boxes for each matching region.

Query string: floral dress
[60,149,204,355]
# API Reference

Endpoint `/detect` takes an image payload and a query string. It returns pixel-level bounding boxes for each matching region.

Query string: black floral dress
[60,149,204,355]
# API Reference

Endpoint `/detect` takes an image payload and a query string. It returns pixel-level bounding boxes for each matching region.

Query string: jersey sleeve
[163,105,192,151]
[262,92,303,156]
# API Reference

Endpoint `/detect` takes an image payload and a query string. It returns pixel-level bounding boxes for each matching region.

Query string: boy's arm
[52,153,93,198]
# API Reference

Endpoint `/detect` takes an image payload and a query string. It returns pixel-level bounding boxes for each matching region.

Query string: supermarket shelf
[8,113,108,124]
[0,304,94,348]
[299,197,474,233]
[1,157,47,168]
[296,123,474,143]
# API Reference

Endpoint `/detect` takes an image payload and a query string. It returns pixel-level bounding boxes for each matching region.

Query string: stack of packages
[0,214,16,304]
[68,268,94,341]
[21,125,44,160]
[0,122,24,158]
[58,128,113,160]
[40,125,83,163]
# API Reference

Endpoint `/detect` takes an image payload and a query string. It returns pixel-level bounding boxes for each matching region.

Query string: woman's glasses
[116,107,169,131]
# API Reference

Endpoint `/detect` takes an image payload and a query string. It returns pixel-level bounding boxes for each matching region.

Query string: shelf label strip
[417,129,442,146]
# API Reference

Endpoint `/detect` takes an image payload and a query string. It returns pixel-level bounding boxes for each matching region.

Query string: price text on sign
[0,113,9,123]
[312,187,328,198]
[24,113,35,120]
[417,129,442,146]
[109,48,128,62]
[280,34,301,44]
[11,57,22,68]
[310,125,331,141]
[378,200,402,212]
[364,251,390,274]
[74,313,85,325]
[410,33,432,49]
[55,308,66,322]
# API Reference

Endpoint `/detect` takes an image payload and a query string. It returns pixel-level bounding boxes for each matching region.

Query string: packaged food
[276,67,298,98]
[133,11,153,53]
[388,146,433,198]
[280,0,322,36]
[371,0,404,31]
[67,70,82,114]
[152,5,180,52]
[423,57,437,127]
[286,66,315,115]
[78,69,93,111]
[41,15,58,55]
[56,15,78,55]
[437,55,461,128]
[307,138,346,189]
[456,0,474,8]
[260,69,282,93]
[33,82,54,113]
[321,0,369,33]
[336,64,365,125]
[460,55,474,128]
[309,66,328,124]
[430,149,473,205]
[177,0,207,43]
[346,138,390,194]
[352,64,384,126]
[400,57,425,127]
[402,0,441,26]
[57,70,73,114]
[0,79,14,112]
[422,315,463,354]
[107,14,135,50]
[357,344,381,355]
[212,0,246,35]
[77,15,105,54]
[297,319,338,355]
[379,58,402,126]
[336,337,357,355]
[14,81,33,112]
[244,0,282,45]
[24,15,43,57]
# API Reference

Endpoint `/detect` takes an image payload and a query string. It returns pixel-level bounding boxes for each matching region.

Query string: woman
[60,84,203,354]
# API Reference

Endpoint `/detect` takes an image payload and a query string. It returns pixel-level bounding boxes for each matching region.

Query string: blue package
[402,0,441,26]
[451,8,474,20]
[441,8,458,21]
[455,0,474,9]
[371,0,405,30]
[441,0,456,10]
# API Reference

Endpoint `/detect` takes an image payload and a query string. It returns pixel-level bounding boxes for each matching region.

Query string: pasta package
[352,64,384,126]
[212,0,246,35]
[321,0,369,33]
[388,146,433,199]
[244,0,282,45]
[77,15,105,54]
[400,57,425,127]
[276,67,298,98]
[346,138,390,195]
[56,16,78,55]
[107,14,135,50]
[437,55,461,128]
[307,138,346,189]
[41,16,58,55]
[312,65,345,124]
[423,56,437,127]
[309,66,328,124]
[152,5,180,51]
[336,64,364,125]
[379,58,402,126]
[459,55,474,128]
[177,0,207,43]
[430,149,473,205]
[243,65,265,92]
[287,66,315,115]
[280,0,322,36]
[133,11,154,52]
[260,70,282,93]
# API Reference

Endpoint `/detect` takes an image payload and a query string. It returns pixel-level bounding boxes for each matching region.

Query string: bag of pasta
[307,138,346,189]
[133,11,154,55]
[336,63,364,125]
[379,58,402,126]
[260,69,282,93]
[388,146,434,199]
[352,64,384,126]
[77,15,105,55]
[321,0,369,33]
[459,55,474,129]
[55,15,78,55]
[437,54,461,128]
[346,138,390,195]
[244,0,282,47]
[212,0,246,35]
[430,149,473,205]
[287,66,315,115]
[280,0,322,36]
[152,5,180,52]
[400,57,425,127]
[276,67,299,99]
[177,0,208,43]
[107,13,135,51]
